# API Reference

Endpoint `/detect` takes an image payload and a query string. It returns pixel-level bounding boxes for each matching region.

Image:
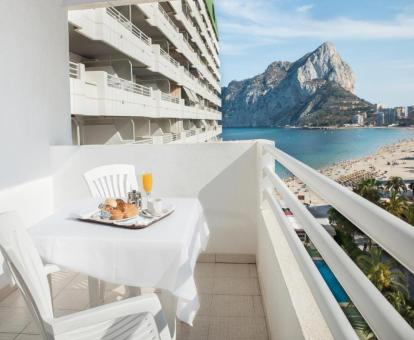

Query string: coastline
[285,138,414,205]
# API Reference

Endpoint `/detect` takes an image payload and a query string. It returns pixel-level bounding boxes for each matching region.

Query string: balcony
[68,7,154,68]
[70,62,221,121]
[0,141,413,339]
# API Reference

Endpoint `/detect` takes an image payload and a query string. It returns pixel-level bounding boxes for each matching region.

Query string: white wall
[257,204,333,340]
[50,142,261,254]
[0,0,71,190]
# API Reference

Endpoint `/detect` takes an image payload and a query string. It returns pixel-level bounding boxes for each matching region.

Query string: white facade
[68,2,222,145]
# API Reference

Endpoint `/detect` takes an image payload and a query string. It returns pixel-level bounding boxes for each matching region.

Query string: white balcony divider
[160,48,180,68]
[158,3,179,33]
[263,188,358,340]
[106,74,151,97]
[106,7,151,46]
[262,146,414,339]
[69,61,80,79]
[264,145,414,274]
[160,92,180,104]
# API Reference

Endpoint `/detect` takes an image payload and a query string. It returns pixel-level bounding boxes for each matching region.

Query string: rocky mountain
[222,42,374,127]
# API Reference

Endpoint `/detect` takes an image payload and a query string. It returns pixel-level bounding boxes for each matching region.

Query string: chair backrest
[0,211,53,336]
[83,164,139,198]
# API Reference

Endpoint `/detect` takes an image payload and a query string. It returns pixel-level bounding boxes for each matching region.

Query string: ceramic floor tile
[0,307,32,334]
[208,316,268,340]
[213,278,260,296]
[195,277,214,294]
[49,271,77,296]
[53,289,89,310]
[249,264,258,278]
[0,291,26,308]
[195,263,216,278]
[63,274,89,291]
[214,264,250,278]
[197,294,213,316]
[253,296,265,316]
[177,316,210,340]
[14,334,42,340]
[210,295,254,317]
[0,333,17,340]
[20,322,39,335]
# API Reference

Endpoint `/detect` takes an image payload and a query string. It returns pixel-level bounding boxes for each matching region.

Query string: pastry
[124,204,139,218]
[116,199,126,212]
[110,209,124,220]
[104,198,117,208]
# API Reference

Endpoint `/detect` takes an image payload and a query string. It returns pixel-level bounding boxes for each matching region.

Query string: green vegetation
[327,175,414,334]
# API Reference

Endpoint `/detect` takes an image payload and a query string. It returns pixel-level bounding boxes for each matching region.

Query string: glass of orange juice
[142,170,153,201]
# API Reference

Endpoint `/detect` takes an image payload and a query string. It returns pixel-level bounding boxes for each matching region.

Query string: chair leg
[47,274,54,313]
[88,277,105,307]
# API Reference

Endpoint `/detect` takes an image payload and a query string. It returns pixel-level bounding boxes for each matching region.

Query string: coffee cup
[148,198,163,216]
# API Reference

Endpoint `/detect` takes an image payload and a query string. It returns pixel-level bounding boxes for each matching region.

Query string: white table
[29,197,209,327]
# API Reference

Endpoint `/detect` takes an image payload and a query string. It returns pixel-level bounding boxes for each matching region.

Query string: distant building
[352,114,364,126]
[394,106,406,119]
[407,106,414,119]
[376,112,386,126]
[374,103,384,111]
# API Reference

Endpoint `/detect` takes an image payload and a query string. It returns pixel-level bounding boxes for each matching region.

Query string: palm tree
[384,191,408,218]
[357,247,408,294]
[385,290,414,328]
[386,176,407,194]
[328,208,359,236]
[353,178,381,204]
[405,204,414,226]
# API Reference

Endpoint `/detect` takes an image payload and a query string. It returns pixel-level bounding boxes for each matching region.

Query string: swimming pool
[314,260,350,303]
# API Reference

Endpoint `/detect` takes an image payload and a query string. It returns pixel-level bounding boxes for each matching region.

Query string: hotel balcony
[69,62,221,121]
[69,7,154,69]
[1,140,413,340]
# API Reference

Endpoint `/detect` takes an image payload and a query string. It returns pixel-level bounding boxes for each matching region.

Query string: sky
[216,0,414,107]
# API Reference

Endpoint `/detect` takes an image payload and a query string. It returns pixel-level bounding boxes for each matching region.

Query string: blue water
[314,260,350,303]
[222,128,414,175]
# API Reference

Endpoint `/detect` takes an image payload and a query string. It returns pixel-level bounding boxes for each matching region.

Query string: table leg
[88,277,104,307]
[158,289,177,340]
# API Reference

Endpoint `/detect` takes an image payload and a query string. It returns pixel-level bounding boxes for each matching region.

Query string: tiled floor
[0,263,268,340]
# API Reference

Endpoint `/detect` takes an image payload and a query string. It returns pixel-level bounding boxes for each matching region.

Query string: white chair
[84,164,139,198]
[84,164,141,305]
[0,211,171,340]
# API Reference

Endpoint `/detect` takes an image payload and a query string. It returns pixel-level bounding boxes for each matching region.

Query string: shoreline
[285,138,414,205]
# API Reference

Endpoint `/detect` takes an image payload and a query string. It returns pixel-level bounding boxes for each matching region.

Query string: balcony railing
[160,48,180,68]
[262,144,414,339]
[69,62,80,79]
[106,7,151,46]
[158,3,179,33]
[161,92,180,104]
[107,74,152,97]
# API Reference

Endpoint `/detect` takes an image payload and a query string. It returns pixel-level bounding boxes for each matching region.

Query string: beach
[285,138,414,205]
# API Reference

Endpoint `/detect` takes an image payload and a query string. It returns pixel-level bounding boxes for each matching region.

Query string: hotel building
[68,0,222,145]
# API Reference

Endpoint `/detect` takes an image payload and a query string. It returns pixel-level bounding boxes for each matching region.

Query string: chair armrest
[43,264,60,276]
[49,293,168,337]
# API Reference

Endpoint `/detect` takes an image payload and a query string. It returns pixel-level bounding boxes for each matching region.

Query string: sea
[222,127,414,176]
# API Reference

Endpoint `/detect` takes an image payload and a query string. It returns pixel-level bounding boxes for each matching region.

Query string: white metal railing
[162,133,173,144]
[160,48,180,68]
[107,74,152,97]
[106,7,151,46]
[161,92,180,104]
[262,144,414,340]
[158,3,179,33]
[69,62,80,79]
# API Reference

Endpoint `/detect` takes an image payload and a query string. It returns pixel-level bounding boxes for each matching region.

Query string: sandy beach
[285,138,414,205]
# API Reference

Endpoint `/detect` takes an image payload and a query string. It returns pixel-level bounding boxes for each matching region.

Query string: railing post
[259,140,275,208]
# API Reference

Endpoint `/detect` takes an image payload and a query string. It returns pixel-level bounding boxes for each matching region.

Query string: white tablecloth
[29,198,209,325]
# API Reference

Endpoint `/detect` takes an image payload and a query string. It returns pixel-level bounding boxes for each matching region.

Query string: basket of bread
[99,198,139,221]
